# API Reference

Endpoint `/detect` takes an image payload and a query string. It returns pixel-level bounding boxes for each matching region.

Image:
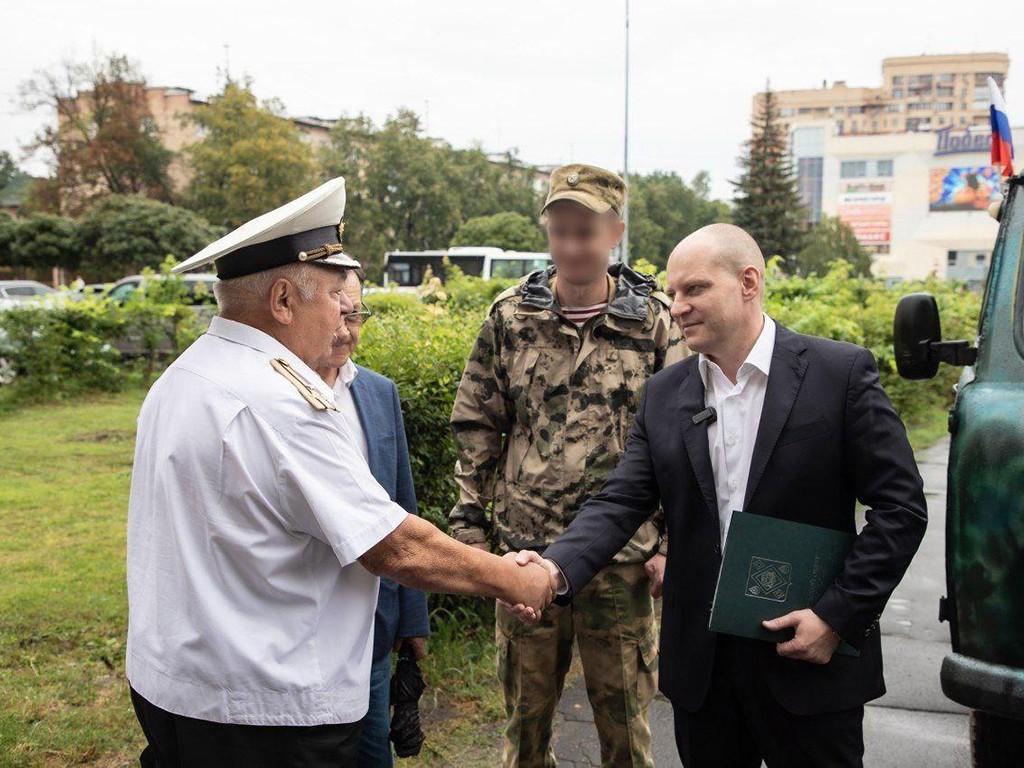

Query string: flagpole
[621,0,631,266]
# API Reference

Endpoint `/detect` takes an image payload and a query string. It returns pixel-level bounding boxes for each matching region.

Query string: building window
[796,156,824,223]
[840,161,868,178]
[976,73,1004,88]
[780,107,795,117]
[948,252,957,267]
[892,88,904,99]
[892,75,905,86]
[936,73,955,83]
[875,159,894,177]
[908,101,932,111]
[847,106,863,114]
[908,74,933,93]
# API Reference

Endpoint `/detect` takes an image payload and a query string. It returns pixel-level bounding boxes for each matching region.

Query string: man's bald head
[669,223,766,280]
[664,224,768,364]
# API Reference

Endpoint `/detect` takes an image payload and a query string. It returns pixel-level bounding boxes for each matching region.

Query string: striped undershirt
[561,302,608,327]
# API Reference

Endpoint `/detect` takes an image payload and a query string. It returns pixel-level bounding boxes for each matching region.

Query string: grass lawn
[0,387,950,766]
[0,388,503,767]
[0,389,143,767]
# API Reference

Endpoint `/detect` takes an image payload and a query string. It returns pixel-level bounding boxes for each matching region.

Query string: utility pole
[621,0,631,266]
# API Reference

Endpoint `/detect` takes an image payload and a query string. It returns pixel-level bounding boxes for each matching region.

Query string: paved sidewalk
[550,438,969,767]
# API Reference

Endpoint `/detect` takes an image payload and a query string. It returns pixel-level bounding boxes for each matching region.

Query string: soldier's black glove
[389,645,426,758]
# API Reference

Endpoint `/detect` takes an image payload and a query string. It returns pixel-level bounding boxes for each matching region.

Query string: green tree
[77,195,223,281]
[20,52,173,214]
[11,213,79,272]
[451,211,545,251]
[185,79,316,229]
[793,215,873,278]
[0,151,16,197]
[320,109,541,279]
[0,211,16,267]
[731,85,807,269]
[628,170,731,270]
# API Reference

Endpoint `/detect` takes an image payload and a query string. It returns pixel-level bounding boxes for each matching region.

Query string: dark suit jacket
[544,323,927,716]
[350,365,431,661]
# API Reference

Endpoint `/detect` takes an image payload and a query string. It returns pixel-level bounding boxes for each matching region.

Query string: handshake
[499,551,563,624]
[496,550,667,623]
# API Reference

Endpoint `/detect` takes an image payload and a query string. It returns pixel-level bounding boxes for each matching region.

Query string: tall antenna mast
[621,0,631,266]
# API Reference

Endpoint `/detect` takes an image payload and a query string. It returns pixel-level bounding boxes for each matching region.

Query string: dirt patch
[71,430,134,443]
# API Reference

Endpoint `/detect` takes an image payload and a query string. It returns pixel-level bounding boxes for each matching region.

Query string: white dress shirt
[698,314,776,547]
[333,360,369,462]
[126,317,408,726]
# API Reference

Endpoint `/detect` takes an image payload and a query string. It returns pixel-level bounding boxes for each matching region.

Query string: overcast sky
[2,0,1022,200]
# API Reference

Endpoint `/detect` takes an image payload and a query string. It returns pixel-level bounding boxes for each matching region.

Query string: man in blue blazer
[316,268,431,768]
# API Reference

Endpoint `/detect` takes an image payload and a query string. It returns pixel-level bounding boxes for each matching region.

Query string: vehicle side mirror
[894,292,977,380]
[894,293,942,380]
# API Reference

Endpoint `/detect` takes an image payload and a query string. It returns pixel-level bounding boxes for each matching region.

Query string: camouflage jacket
[449,263,687,562]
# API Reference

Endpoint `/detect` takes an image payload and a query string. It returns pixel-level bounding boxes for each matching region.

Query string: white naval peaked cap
[172,177,360,278]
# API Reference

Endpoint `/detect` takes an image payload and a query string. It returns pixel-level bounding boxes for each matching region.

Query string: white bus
[382,247,551,288]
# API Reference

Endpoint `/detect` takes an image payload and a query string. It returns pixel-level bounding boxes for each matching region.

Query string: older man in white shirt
[126,179,555,767]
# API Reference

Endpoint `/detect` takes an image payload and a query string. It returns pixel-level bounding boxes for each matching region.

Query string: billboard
[929,166,1000,212]
[838,180,891,246]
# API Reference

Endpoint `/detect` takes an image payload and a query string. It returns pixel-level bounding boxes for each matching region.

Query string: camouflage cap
[542,164,626,216]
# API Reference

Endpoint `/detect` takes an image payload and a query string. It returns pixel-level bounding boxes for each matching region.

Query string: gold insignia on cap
[270,358,338,411]
[567,171,581,187]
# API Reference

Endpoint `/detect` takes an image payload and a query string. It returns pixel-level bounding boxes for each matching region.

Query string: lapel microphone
[692,406,717,426]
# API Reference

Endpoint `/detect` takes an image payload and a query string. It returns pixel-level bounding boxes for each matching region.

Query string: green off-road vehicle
[894,174,1024,766]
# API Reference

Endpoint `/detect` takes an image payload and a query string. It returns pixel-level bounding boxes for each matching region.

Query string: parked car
[105,273,218,306]
[69,282,112,300]
[105,273,218,358]
[0,280,57,310]
[893,176,1024,765]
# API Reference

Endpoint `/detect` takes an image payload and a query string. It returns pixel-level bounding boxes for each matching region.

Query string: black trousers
[131,688,364,768]
[673,638,864,768]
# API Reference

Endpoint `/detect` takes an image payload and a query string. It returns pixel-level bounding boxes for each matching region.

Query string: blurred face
[544,201,624,287]
[665,249,749,358]
[288,267,354,369]
[325,271,364,368]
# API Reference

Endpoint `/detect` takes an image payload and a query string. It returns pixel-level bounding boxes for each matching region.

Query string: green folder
[709,511,860,657]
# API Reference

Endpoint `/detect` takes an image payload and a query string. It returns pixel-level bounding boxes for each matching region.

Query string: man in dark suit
[316,268,430,768]
[509,223,927,766]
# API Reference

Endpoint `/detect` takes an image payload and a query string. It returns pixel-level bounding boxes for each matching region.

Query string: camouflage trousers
[495,562,658,768]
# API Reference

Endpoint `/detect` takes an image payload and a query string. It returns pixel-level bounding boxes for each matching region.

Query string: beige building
[59,85,336,202]
[757,52,1009,138]
[789,120,1021,285]
[62,86,535,203]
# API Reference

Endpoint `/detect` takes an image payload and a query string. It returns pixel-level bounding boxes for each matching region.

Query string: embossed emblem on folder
[745,557,792,602]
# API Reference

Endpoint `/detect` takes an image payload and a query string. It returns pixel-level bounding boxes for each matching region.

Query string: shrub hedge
[0,261,982,520]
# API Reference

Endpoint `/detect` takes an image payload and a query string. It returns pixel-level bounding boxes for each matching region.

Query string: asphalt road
[551,437,970,767]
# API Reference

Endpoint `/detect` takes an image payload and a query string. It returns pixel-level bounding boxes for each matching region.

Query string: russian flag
[989,77,1014,177]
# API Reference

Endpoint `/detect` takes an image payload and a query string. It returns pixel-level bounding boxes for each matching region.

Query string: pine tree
[731,85,807,269]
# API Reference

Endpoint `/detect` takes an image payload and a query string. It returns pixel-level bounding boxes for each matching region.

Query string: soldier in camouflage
[449,164,687,767]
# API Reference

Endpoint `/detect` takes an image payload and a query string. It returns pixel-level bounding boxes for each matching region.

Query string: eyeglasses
[345,309,373,328]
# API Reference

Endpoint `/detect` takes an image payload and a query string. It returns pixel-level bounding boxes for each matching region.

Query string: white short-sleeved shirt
[125,317,408,726]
